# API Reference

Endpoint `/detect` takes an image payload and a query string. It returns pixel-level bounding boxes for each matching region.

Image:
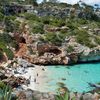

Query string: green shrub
[4,16,20,33]
[4,49,14,60]
[24,13,40,21]
[67,21,77,30]
[7,15,16,21]
[45,32,66,45]
[0,81,6,90]
[0,84,12,100]
[50,18,66,27]
[76,30,95,48]
[0,6,3,13]
[41,16,50,24]
[4,16,14,32]
[0,33,13,44]
[12,20,21,32]
[55,92,69,100]
[55,92,76,100]
[95,37,100,45]
[78,19,88,25]
[0,12,4,22]
[0,51,3,60]
[10,41,19,50]
[67,46,74,53]
[0,33,14,60]
[32,23,44,34]
[0,42,14,60]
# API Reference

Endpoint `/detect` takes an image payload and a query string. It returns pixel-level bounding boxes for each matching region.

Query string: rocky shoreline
[12,89,100,100]
[0,58,100,100]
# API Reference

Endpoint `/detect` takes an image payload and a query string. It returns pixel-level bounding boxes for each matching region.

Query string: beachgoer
[26,77,31,86]
[34,78,36,82]
[42,68,45,71]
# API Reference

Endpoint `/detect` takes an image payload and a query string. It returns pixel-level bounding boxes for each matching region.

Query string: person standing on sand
[34,78,36,82]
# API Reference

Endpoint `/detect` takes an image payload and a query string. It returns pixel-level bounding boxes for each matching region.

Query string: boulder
[0,71,7,80]
[2,75,26,88]
[82,93,93,100]
[92,93,100,100]
[68,53,78,64]
[79,46,100,62]
[17,91,27,100]
[15,90,55,100]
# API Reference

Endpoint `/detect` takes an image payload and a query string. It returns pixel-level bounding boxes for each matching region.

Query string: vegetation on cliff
[0,0,99,60]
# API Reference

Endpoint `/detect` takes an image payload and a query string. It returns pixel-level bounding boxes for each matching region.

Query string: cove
[44,63,100,93]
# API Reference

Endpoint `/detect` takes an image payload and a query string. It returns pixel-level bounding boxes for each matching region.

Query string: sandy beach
[1,60,51,92]
[11,64,49,92]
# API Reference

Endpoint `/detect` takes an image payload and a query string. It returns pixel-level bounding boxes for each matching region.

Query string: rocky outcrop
[37,43,62,56]
[15,90,55,100]
[13,89,100,100]
[28,43,69,65]
[44,25,69,32]
[78,46,100,62]
[32,52,69,65]
[7,21,100,65]
[2,75,27,88]
[68,53,79,64]
[67,48,100,64]
[15,43,28,58]
[0,71,27,88]
[11,31,100,65]
[65,39,100,64]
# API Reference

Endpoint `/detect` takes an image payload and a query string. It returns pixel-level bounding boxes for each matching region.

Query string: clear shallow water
[44,63,100,93]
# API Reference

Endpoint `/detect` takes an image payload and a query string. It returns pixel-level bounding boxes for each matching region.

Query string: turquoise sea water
[45,63,100,93]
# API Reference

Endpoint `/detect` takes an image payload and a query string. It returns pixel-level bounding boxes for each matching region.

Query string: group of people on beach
[34,67,45,84]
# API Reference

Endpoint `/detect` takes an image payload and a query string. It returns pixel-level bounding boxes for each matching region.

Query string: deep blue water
[45,63,100,93]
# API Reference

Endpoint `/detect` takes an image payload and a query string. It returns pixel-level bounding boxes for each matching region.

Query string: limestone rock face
[37,43,62,56]
[8,23,100,65]
[15,43,28,58]
[32,52,69,65]
[14,89,100,100]
[26,43,69,65]
[79,46,100,62]
[67,42,100,64]
[68,53,78,64]
[16,90,55,100]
